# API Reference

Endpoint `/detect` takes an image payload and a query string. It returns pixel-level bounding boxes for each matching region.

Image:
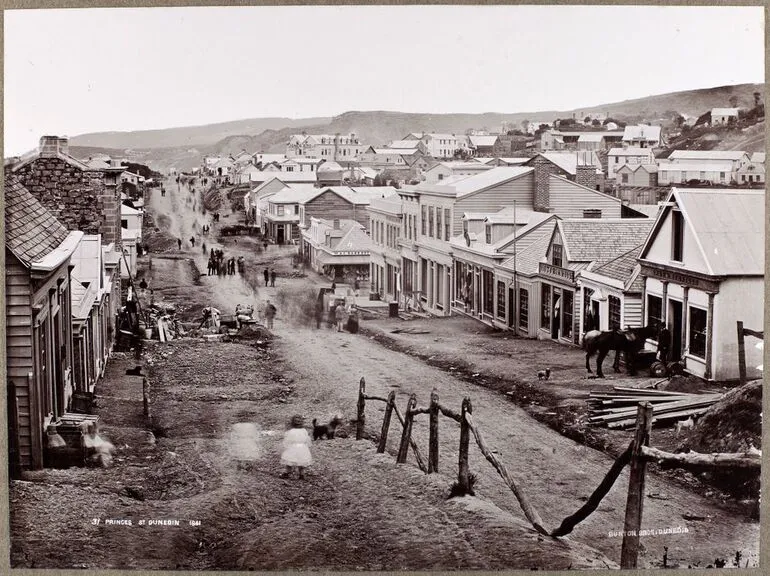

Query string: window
[277,205,284,216]
[121,219,128,229]
[496,281,506,319]
[519,288,529,330]
[436,208,442,239]
[689,306,707,359]
[608,295,621,330]
[421,205,427,236]
[294,205,299,215]
[483,270,494,315]
[671,209,684,261]
[485,225,492,244]
[551,244,563,267]
[583,209,602,219]
[420,258,428,300]
[285,166,294,172]
[647,294,664,328]
[699,171,706,180]
[444,209,451,240]
[720,171,725,181]
[541,285,551,329]
[438,174,444,181]
[562,290,573,339]
[621,173,629,184]
[428,207,434,238]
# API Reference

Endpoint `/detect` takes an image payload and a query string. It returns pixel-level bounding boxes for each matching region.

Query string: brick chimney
[532,155,554,212]
[575,163,597,190]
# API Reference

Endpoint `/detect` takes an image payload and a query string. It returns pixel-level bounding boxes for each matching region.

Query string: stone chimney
[40,135,65,158]
[532,155,555,212]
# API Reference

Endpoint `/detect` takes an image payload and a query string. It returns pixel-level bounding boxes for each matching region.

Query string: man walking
[270,269,276,287]
[263,268,269,286]
[335,302,346,333]
[177,238,182,250]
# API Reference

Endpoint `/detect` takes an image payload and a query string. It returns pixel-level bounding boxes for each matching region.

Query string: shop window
[541,284,551,329]
[689,306,707,359]
[483,270,494,315]
[444,208,451,240]
[647,294,663,328]
[562,290,573,339]
[671,209,684,261]
[519,288,529,330]
[496,281,506,319]
[608,295,621,330]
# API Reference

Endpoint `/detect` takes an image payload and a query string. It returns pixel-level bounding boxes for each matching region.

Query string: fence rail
[354,378,759,568]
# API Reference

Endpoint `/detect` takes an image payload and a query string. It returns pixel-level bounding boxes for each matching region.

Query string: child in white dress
[280,415,312,479]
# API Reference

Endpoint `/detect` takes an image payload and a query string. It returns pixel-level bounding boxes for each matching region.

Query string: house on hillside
[657,161,734,186]
[607,147,656,180]
[5,175,84,471]
[710,108,740,126]
[622,124,663,148]
[735,152,765,184]
[638,188,765,381]
[287,133,366,162]
[615,163,658,188]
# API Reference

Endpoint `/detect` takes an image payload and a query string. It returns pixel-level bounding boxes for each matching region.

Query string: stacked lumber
[587,386,722,430]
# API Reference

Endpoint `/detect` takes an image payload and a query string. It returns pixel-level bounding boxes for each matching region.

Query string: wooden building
[5,175,84,470]
[638,188,765,381]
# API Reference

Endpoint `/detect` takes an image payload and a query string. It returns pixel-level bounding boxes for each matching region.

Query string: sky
[4,5,765,155]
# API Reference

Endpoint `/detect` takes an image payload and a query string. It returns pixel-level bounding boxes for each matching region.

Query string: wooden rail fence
[736,321,764,386]
[355,378,761,568]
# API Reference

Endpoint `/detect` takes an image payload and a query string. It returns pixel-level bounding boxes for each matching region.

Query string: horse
[583,325,658,378]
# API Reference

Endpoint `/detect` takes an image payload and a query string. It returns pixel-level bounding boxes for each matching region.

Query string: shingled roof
[592,244,645,293]
[5,174,70,267]
[558,219,654,266]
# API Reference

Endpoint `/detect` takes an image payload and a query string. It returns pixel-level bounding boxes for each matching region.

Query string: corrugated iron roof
[436,167,532,197]
[668,150,747,161]
[675,188,765,275]
[5,175,70,267]
[333,225,371,253]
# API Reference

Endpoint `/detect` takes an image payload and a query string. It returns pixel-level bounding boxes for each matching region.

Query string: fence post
[429,389,439,473]
[7,381,22,480]
[458,397,472,493]
[397,394,417,464]
[620,402,653,569]
[737,321,747,386]
[377,390,396,453]
[356,377,366,440]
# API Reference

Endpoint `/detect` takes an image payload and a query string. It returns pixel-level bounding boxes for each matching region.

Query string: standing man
[177,238,182,250]
[264,300,277,330]
[270,269,277,287]
[190,236,196,248]
[263,267,269,287]
[335,302,346,333]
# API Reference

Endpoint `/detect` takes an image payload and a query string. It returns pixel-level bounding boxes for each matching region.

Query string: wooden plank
[591,396,720,423]
[458,398,472,494]
[429,389,439,474]
[5,295,32,306]
[397,394,417,464]
[377,390,396,454]
[611,386,689,396]
[356,377,366,441]
[607,408,709,429]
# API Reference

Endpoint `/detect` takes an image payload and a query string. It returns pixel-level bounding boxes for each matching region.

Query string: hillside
[69,116,331,149]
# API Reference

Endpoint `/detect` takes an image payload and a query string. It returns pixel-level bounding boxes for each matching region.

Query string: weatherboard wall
[452,171,536,235]
[302,190,369,230]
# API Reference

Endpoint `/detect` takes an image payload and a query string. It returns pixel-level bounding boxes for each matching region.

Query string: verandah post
[620,402,653,569]
[356,377,366,440]
[428,389,439,473]
[458,397,472,492]
[377,390,396,453]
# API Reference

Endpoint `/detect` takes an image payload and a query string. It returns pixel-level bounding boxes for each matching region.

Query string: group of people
[208,248,244,276]
[263,267,277,287]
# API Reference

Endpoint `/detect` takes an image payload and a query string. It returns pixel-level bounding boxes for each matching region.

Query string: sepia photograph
[2,4,765,572]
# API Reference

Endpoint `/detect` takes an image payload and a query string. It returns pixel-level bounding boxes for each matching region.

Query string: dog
[675,416,695,436]
[537,368,551,381]
[312,414,343,440]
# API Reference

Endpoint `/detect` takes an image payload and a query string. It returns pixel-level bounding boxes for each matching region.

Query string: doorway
[276,225,285,245]
[551,288,561,340]
[669,300,683,361]
[508,287,515,328]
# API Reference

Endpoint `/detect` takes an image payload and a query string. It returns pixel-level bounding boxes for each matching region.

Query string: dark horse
[583,325,658,378]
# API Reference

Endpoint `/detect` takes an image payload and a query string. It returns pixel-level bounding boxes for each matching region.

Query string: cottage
[5,175,84,470]
[468,135,499,156]
[577,133,606,151]
[317,161,345,186]
[615,163,659,187]
[234,164,263,185]
[607,147,656,179]
[246,177,290,230]
[710,108,740,126]
[622,124,663,148]
[735,152,766,184]
[638,188,764,381]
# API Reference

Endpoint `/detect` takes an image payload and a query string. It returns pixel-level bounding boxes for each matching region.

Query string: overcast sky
[4,5,764,155]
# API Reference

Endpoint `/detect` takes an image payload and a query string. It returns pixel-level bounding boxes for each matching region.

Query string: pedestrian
[354,277,360,297]
[177,238,182,250]
[331,281,336,292]
[190,236,195,248]
[658,325,672,363]
[315,298,324,329]
[280,415,312,480]
[207,259,212,276]
[270,269,276,287]
[202,242,207,255]
[263,268,269,286]
[264,299,277,329]
[210,248,215,260]
[335,302,346,332]
[264,240,268,251]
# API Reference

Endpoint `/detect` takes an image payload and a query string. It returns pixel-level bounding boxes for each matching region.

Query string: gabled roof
[269,184,319,204]
[332,225,371,253]
[608,147,652,157]
[251,176,288,194]
[5,175,71,267]
[591,244,646,293]
[469,135,499,147]
[318,161,344,173]
[10,145,91,173]
[616,163,658,174]
[557,218,654,266]
[750,152,765,164]
[498,219,559,276]
[388,140,422,149]
[121,204,142,215]
[622,124,662,142]
[711,107,740,116]
[577,133,605,142]
[640,188,765,276]
[492,212,558,251]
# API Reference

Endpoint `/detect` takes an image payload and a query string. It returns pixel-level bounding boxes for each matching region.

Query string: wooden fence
[355,377,761,568]
[736,321,764,386]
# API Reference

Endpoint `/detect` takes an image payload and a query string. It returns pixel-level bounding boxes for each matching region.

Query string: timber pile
[587,386,722,430]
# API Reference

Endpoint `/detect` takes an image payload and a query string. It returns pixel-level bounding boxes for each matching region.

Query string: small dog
[312,415,343,440]
[675,416,695,436]
[537,368,551,381]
